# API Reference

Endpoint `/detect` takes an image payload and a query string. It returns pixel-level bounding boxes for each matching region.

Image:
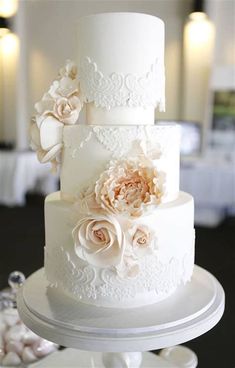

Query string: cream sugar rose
[30,13,195,308]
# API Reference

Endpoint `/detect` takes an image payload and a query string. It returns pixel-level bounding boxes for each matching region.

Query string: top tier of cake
[77,13,165,125]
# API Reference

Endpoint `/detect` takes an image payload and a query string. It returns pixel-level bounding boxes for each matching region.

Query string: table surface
[17,265,225,353]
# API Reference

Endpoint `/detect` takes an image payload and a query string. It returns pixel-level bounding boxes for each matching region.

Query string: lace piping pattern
[45,244,194,304]
[79,57,165,111]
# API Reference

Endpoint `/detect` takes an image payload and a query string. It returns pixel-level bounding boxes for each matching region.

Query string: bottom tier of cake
[44,191,195,308]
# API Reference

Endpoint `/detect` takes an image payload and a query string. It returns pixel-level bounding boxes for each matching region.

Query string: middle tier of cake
[44,191,195,308]
[61,123,180,204]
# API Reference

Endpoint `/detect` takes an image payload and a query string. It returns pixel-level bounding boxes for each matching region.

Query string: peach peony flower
[72,215,125,268]
[30,116,63,172]
[94,160,165,217]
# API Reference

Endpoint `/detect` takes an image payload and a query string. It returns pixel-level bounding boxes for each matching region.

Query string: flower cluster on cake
[30,60,81,172]
[30,13,195,308]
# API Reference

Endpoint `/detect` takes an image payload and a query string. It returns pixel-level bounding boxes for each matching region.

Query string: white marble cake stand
[17,265,224,368]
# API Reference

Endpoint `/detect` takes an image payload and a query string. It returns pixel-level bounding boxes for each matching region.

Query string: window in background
[211,90,235,150]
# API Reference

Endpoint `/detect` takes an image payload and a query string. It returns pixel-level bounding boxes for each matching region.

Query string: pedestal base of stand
[30,347,197,368]
[17,265,224,368]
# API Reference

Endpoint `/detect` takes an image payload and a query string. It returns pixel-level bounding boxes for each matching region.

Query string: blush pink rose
[129,224,155,258]
[53,96,82,125]
[72,215,125,268]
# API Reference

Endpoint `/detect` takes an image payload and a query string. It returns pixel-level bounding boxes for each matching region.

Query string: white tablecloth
[181,155,235,226]
[0,150,59,206]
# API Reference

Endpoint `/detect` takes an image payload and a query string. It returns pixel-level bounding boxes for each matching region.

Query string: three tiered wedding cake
[30,13,195,308]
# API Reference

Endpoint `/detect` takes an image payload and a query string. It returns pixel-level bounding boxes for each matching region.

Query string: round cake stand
[17,265,224,368]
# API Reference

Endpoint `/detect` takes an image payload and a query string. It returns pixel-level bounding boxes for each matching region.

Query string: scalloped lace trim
[79,57,165,111]
[63,125,180,161]
[92,125,179,159]
[45,245,194,305]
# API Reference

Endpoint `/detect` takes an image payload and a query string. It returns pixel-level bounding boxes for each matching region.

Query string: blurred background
[0,0,234,367]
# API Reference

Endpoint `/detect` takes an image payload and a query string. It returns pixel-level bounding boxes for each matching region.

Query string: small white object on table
[0,307,58,367]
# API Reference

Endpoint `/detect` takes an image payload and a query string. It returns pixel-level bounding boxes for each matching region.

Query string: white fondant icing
[44,191,195,308]
[61,123,180,204]
[77,13,165,124]
[86,104,155,126]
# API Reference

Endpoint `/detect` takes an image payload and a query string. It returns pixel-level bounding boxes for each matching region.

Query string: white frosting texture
[44,191,195,308]
[86,104,155,126]
[77,13,165,124]
[61,123,180,204]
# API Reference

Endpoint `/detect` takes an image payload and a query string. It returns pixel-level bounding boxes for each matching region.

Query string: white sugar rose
[30,116,63,171]
[117,225,157,279]
[94,160,165,217]
[53,96,82,125]
[30,60,82,169]
[128,225,155,258]
[35,90,81,125]
[72,215,125,268]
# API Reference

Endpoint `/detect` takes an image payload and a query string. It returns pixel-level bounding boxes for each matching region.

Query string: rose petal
[48,80,60,98]
[40,116,63,150]
[59,60,78,79]
[38,143,62,163]
[59,76,79,97]
[61,109,79,125]
[35,114,46,129]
